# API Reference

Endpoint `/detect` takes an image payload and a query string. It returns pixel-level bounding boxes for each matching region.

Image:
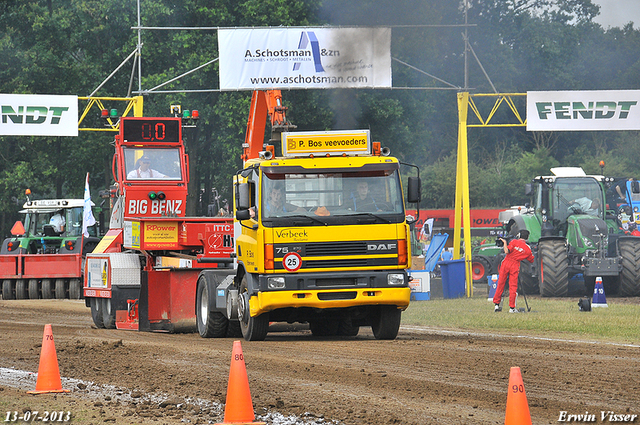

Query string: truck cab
[220,129,419,340]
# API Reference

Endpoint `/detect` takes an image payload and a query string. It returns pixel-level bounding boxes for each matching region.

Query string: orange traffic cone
[27,324,70,394]
[505,366,532,425]
[215,340,265,425]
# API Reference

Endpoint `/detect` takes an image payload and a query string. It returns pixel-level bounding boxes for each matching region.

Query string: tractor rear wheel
[538,240,569,297]
[619,238,640,296]
[471,257,491,282]
[2,280,15,300]
[518,260,539,294]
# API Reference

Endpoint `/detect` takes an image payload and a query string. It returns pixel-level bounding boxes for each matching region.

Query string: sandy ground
[1,298,639,425]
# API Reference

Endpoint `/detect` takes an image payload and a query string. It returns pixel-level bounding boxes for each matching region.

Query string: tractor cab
[2,199,98,255]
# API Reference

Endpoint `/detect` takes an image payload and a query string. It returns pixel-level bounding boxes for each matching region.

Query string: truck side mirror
[407,177,421,204]
[525,183,532,196]
[236,209,251,221]
[235,182,252,210]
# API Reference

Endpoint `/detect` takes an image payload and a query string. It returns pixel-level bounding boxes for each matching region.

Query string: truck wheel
[471,257,491,282]
[337,317,359,337]
[196,276,228,338]
[226,320,243,338]
[28,279,39,299]
[370,305,401,340]
[2,280,15,300]
[102,298,116,329]
[41,279,53,299]
[15,279,27,299]
[69,279,82,300]
[538,240,569,297]
[90,298,105,328]
[619,238,640,296]
[55,279,66,299]
[309,319,339,337]
[238,275,269,341]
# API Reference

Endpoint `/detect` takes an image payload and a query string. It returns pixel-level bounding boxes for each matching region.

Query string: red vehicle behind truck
[83,113,236,331]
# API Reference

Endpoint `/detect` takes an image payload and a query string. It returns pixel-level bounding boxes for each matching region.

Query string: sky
[592,0,640,28]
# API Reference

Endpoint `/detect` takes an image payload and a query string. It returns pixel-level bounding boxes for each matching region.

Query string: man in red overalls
[493,230,534,313]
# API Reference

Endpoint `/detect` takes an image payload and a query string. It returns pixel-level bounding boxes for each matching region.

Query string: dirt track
[1,299,639,425]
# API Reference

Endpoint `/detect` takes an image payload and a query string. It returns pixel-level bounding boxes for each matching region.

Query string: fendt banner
[218,27,392,90]
[527,90,640,131]
[0,94,78,136]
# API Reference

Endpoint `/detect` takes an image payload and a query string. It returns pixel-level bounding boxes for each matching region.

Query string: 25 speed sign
[282,252,302,272]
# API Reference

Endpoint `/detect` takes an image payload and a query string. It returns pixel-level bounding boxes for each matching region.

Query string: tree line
[1,0,639,236]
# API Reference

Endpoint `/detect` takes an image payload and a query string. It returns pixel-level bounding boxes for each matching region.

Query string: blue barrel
[438,259,466,299]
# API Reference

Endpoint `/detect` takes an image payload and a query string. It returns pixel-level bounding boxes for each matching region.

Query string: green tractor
[1,194,103,300]
[504,167,640,297]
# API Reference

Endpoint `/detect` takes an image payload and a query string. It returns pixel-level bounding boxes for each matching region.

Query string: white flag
[82,173,97,237]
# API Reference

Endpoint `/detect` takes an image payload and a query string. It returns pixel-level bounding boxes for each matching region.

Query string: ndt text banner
[0,93,78,136]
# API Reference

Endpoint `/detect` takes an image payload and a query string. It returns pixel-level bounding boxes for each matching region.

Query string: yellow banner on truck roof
[282,130,370,157]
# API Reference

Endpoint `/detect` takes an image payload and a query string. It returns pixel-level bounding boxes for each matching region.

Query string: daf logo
[368,243,396,251]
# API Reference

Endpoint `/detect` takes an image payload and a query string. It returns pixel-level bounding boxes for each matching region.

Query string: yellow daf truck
[195,126,421,341]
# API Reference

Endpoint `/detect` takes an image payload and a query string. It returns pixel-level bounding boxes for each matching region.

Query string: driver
[350,181,381,212]
[127,155,167,179]
[264,185,304,216]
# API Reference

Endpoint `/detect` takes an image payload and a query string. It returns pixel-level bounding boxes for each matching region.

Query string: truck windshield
[552,178,604,221]
[261,170,404,219]
[124,148,182,180]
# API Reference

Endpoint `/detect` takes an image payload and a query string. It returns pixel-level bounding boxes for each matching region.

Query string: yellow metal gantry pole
[454,92,527,298]
[454,92,474,297]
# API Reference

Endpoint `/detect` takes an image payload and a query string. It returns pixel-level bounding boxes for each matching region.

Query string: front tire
[102,298,116,329]
[90,298,105,328]
[196,275,228,338]
[238,275,269,341]
[370,305,402,340]
[619,238,640,296]
[538,240,569,297]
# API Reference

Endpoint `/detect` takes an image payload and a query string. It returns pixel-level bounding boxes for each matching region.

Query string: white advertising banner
[218,27,392,90]
[0,93,78,136]
[527,90,640,131]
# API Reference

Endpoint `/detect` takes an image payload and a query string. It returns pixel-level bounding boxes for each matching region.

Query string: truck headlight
[387,273,405,286]
[267,277,286,289]
[582,237,594,248]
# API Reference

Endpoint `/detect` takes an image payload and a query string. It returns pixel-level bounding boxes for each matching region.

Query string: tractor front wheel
[538,240,569,297]
[619,238,640,296]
